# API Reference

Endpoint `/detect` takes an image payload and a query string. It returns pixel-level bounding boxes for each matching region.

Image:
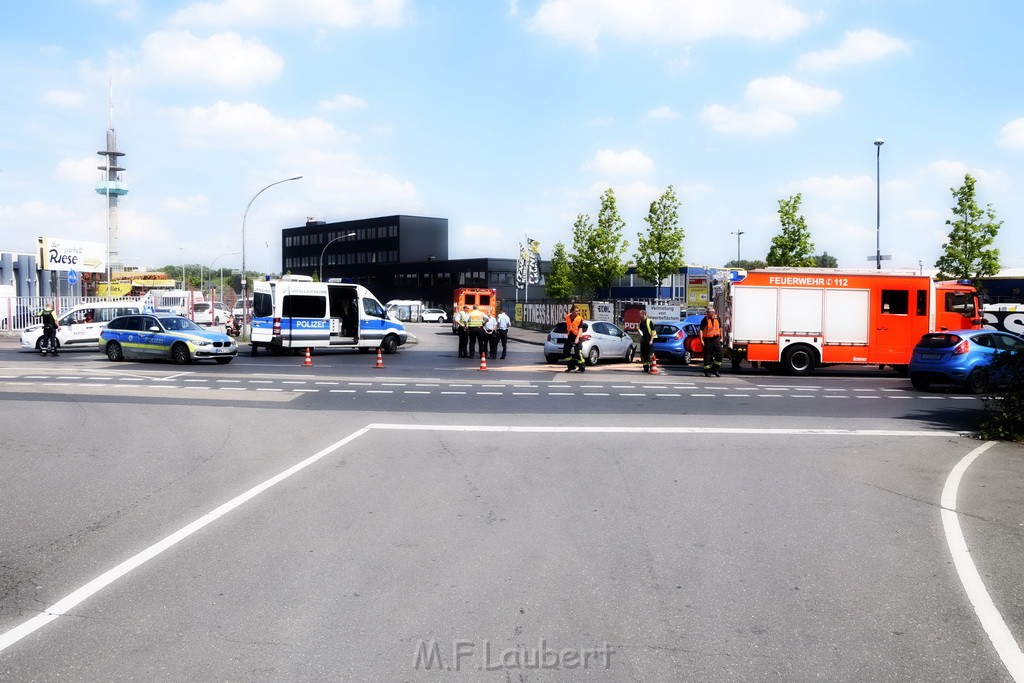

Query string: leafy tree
[570,188,629,298]
[724,259,767,270]
[545,242,574,300]
[979,350,1024,441]
[766,193,815,267]
[935,173,1001,282]
[813,251,838,268]
[635,185,685,298]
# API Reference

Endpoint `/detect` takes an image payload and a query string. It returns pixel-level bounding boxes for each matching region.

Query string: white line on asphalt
[940,441,1024,681]
[368,424,967,436]
[0,428,371,655]
[404,391,431,394]
[329,389,356,393]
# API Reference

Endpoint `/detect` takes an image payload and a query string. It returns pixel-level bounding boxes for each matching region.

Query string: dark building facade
[281,215,547,310]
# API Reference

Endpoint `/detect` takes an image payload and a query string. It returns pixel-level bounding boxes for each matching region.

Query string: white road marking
[0,428,370,655]
[941,441,1024,681]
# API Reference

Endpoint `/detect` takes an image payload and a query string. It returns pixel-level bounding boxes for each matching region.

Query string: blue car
[652,315,704,364]
[909,329,1024,393]
[99,314,238,364]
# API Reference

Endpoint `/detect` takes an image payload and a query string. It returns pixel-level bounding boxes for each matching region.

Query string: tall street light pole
[874,138,884,270]
[319,232,356,281]
[241,175,302,329]
[210,251,241,299]
[731,230,745,263]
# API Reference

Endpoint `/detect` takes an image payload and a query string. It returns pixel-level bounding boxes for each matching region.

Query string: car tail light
[579,334,591,342]
[952,339,969,355]
[674,329,684,340]
[272,317,281,336]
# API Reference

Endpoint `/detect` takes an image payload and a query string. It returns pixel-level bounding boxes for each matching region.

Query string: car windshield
[161,317,204,332]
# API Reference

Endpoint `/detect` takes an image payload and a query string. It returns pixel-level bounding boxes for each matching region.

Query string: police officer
[467,305,486,358]
[455,305,471,357]
[637,309,657,373]
[700,305,723,377]
[37,302,60,356]
[494,308,511,359]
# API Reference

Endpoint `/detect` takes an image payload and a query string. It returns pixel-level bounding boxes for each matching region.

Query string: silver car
[543,320,636,366]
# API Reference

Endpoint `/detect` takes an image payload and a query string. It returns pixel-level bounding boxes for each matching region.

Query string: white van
[20,301,143,352]
[250,275,408,355]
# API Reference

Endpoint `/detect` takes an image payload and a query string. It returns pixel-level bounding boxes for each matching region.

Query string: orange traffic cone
[303,348,312,367]
[373,347,384,369]
[479,351,488,371]
[650,353,659,375]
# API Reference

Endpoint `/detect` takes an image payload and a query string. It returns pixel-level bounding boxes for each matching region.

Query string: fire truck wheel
[782,344,816,376]
[910,375,931,390]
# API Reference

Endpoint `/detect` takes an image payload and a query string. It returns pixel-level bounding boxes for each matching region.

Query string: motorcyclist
[37,302,60,356]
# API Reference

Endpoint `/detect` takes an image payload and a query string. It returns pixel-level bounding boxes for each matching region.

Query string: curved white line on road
[0,428,370,654]
[940,441,1024,682]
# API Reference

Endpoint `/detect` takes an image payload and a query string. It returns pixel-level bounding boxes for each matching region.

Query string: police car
[99,313,237,364]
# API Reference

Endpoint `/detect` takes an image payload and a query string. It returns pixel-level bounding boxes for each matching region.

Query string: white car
[420,308,448,323]
[192,301,231,326]
[20,302,142,352]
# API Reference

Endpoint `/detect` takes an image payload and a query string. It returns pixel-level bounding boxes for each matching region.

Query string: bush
[979,351,1024,441]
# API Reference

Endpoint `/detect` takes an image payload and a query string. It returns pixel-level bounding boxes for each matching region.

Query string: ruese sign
[38,237,106,273]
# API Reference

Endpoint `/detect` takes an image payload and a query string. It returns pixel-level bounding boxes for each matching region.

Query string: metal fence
[0,295,145,333]
[504,298,705,332]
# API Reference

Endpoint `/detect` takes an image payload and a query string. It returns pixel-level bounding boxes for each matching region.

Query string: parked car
[652,315,704,364]
[909,329,1024,393]
[192,301,232,326]
[420,308,448,323]
[99,314,238,364]
[20,302,142,352]
[543,320,636,366]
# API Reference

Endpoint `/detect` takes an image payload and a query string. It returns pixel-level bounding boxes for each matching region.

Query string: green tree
[724,259,767,270]
[635,185,685,298]
[570,188,629,298]
[545,242,574,300]
[935,174,1001,282]
[766,193,815,267]
[813,251,838,268]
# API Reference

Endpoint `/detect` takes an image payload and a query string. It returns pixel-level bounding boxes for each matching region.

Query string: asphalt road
[0,325,1021,681]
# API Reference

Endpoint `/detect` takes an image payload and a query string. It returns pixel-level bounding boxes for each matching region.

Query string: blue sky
[1,0,1023,277]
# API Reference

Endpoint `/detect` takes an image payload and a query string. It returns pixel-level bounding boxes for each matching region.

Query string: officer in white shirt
[495,309,511,359]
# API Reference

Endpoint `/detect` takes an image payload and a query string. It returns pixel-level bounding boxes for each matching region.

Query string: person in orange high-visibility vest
[563,305,586,373]
[699,306,723,377]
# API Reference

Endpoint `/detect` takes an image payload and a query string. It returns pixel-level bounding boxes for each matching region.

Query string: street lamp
[211,251,241,299]
[179,247,185,289]
[319,232,356,281]
[241,175,302,327]
[874,138,884,270]
[731,230,745,263]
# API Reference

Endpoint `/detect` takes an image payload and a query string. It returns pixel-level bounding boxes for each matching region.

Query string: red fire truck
[713,268,981,375]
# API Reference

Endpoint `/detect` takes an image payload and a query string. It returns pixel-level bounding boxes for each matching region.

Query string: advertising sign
[687,274,709,308]
[38,237,106,273]
[591,301,614,323]
[648,304,681,320]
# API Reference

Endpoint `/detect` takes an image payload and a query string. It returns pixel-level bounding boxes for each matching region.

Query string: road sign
[68,269,78,285]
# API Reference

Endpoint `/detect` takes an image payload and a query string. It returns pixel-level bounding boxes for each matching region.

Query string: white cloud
[139,31,283,88]
[529,0,813,52]
[583,149,655,176]
[796,29,911,72]
[172,101,339,150]
[644,106,678,122]
[42,90,86,108]
[744,76,842,114]
[56,157,102,184]
[318,94,369,112]
[778,174,874,202]
[172,0,407,28]
[699,105,796,136]
[997,117,1024,150]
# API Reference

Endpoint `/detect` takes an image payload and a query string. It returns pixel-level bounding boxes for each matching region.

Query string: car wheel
[624,346,635,363]
[105,341,123,362]
[910,374,931,390]
[172,342,192,365]
[586,347,600,366]
[683,350,692,365]
[546,354,560,364]
[214,357,233,364]
[782,344,816,376]
[381,334,399,354]
[964,368,987,394]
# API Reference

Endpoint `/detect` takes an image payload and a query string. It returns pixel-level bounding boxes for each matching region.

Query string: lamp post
[211,251,241,299]
[874,138,884,270]
[241,175,302,328]
[179,247,185,289]
[731,230,745,263]
[319,232,356,281]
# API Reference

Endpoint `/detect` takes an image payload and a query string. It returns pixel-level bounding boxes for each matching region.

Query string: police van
[20,301,143,352]
[250,275,408,355]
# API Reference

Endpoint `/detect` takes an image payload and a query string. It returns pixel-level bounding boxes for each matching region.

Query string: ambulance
[451,287,497,333]
[712,268,981,375]
[249,275,407,355]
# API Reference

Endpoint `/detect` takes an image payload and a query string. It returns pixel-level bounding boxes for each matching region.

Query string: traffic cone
[479,351,488,371]
[303,348,312,367]
[650,353,659,375]
[373,347,384,369]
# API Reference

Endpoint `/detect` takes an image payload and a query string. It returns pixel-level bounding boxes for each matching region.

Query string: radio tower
[95,78,128,283]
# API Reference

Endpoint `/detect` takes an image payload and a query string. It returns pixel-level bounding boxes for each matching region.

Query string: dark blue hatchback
[909,329,1024,393]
